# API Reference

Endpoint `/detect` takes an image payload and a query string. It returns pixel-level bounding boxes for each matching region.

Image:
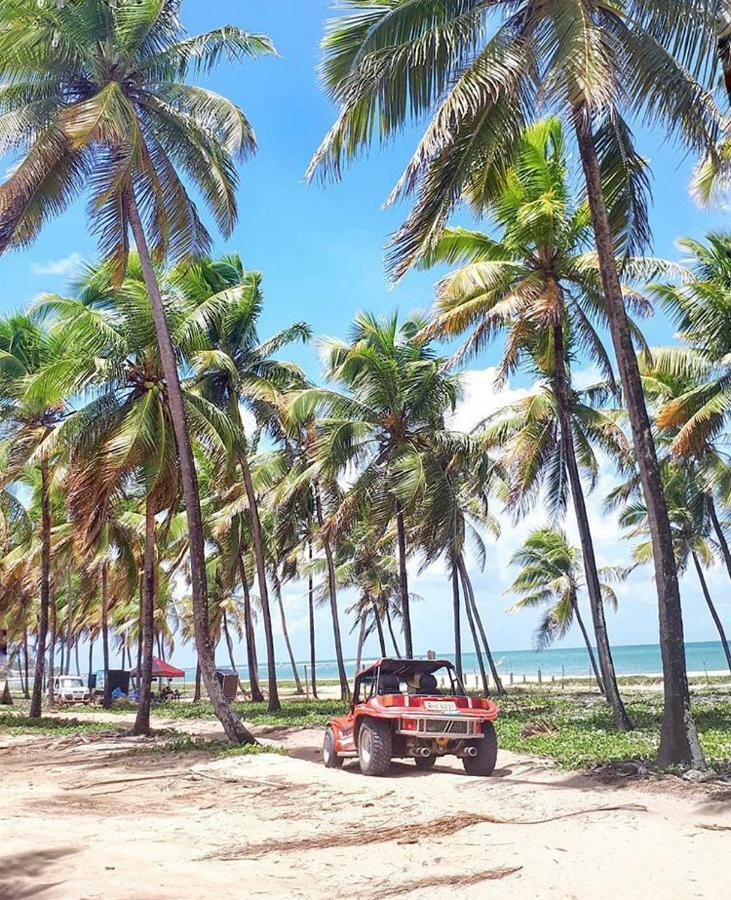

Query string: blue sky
[2,1,730,667]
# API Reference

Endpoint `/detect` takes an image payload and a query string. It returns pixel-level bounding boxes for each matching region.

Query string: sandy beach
[2,711,730,900]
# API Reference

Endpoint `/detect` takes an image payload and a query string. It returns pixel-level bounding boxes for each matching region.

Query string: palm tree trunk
[101,563,111,709]
[222,610,246,700]
[691,551,731,674]
[385,605,402,658]
[133,496,156,735]
[47,592,56,706]
[452,566,463,682]
[552,320,631,729]
[194,661,202,703]
[314,485,350,699]
[308,540,318,699]
[126,191,252,744]
[16,650,24,701]
[571,596,604,691]
[355,616,367,672]
[371,600,387,656]
[707,495,731,583]
[237,555,264,702]
[65,570,73,675]
[88,636,94,687]
[395,502,414,657]
[74,636,80,676]
[29,456,51,719]
[273,571,304,693]
[458,560,505,695]
[458,565,489,696]
[22,626,30,699]
[238,454,280,712]
[18,637,26,698]
[573,104,701,766]
[135,575,143,692]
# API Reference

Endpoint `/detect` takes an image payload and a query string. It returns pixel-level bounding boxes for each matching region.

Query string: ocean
[180,640,730,684]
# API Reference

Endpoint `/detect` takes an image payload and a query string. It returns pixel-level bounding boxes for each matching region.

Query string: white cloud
[32,252,84,277]
[449,366,535,433]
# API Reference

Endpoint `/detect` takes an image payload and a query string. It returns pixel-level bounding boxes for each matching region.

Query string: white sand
[1,713,730,899]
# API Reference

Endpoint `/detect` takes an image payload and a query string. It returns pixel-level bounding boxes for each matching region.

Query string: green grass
[0,712,284,758]
[123,733,287,758]
[140,697,349,727]
[6,685,730,774]
[0,713,126,737]
[493,689,731,772]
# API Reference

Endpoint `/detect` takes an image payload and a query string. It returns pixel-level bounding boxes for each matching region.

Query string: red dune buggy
[322,658,499,776]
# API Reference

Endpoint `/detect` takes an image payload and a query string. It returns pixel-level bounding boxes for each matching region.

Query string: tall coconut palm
[637,342,731,590]
[417,118,642,728]
[271,408,351,701]
[180,255,311,711]
[292,312,461,659]
[617,462,731,675]
[36,256,250,736]
[0,314,69,718]
[0,0,274,743]
[310,0,722,767]
[397,437,504,694]
[207,480,264,703]
[508,529,618,688]
[650,235,731,459]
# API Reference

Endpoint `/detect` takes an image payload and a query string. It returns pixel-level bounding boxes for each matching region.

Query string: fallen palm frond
[521,721,557,738]
[695,823,731,832]
[375,867,522,897]
[205,805,648,860]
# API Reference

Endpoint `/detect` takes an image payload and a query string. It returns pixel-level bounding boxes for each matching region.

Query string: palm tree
[398,436,504,694]
[310,0,721,767]
[274,400,353,700]
[650,235,731,460]
[418,118,637,728]
[181,255,311,711]
[618,463,731,675]
[36,257,247,735]
[0,0,274,743]
[0,314,68,718]
[292,312,461,659]
[508,529,618,688]
[637,341,731,590]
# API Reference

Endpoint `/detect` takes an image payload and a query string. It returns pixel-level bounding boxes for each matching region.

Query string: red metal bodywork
[327,658,499,760]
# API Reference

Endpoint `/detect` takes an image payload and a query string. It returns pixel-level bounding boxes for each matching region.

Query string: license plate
[424,701,457,711]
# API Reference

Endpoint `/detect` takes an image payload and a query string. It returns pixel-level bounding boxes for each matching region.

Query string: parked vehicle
[322,658,499,776]
[50,675,91,705]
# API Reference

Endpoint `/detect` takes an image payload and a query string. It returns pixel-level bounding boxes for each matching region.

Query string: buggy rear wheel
[322,726,343,768]
[358,719,392,776]
[463,722,498,776]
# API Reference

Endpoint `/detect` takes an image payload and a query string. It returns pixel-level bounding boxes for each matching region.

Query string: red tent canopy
[147,658,185,678]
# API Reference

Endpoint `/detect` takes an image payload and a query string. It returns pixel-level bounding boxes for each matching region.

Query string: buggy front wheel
[322,726,343,768]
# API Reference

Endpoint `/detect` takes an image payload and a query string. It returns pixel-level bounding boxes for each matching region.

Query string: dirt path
[2,720,729,899]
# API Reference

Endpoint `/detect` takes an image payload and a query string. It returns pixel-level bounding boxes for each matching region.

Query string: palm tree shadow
[0,847,78,899]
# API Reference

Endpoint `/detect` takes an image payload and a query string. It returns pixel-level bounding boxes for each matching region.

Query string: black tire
[322,726,343,769]
[358,719,392,776]
[463,722,498,776]
[414,755,437,770]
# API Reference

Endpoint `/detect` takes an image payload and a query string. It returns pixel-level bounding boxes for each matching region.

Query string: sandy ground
[2,715,730,900]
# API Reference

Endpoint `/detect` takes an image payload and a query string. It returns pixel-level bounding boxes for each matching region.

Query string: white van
[50,675,91,704]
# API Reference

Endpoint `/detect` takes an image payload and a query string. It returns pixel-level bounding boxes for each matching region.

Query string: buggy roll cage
[351,658,466,709]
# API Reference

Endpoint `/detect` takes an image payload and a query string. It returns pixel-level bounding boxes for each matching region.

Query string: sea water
[181,640,729,683]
